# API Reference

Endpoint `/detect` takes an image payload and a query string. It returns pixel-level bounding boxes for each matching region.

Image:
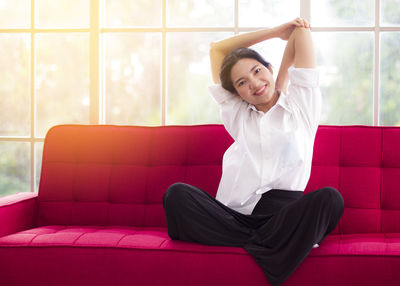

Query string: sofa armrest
[0,192,38,237]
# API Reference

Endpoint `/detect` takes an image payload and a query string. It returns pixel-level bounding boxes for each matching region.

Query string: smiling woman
[163,18,345,286]
[211,19,315,111]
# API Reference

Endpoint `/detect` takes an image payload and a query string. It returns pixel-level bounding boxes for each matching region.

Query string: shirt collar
[247,91,292,114]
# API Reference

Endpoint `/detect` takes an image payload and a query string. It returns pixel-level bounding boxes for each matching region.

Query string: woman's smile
[230,58,279,112]
[254,85,267,96]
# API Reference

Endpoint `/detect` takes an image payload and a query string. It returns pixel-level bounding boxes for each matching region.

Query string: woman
[163,18,344,286]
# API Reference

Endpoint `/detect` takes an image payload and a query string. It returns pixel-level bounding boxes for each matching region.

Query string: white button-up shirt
[208,67,321,215]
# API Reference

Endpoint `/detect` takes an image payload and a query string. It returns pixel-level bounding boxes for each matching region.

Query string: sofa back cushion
[37,124,400,234]
[305,126,400,234]
[36,125,233,227]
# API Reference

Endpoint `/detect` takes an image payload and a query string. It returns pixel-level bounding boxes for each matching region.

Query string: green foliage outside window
[0,0,399,197]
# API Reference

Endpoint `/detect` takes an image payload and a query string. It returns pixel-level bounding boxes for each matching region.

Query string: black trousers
[163,183,344,286]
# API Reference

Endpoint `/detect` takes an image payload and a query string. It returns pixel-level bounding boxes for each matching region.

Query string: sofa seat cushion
[2,227,400,286]
[1,226,400,257]
[0,225,246,254]
[310,233,400,256]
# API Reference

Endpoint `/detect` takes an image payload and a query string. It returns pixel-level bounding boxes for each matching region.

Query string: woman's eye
[255,68,261,74]
[238,80,245,87]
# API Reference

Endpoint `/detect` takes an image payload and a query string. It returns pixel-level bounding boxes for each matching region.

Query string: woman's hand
[275,18,310,41]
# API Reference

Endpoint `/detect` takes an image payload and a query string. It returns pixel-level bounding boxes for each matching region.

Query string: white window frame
[0,0,399,195]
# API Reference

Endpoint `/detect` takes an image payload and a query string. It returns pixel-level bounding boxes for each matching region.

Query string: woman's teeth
[254,86,266,96]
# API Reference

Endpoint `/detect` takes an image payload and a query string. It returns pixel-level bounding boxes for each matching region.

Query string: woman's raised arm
[276,20,316,93]
[209,29,278,84]
[210,18,311,85]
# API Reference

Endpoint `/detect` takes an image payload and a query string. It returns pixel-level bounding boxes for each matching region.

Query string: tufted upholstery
[1,124,400,286]
[306,126,400,234]
[36,124,400,235]
[36,125,231,227]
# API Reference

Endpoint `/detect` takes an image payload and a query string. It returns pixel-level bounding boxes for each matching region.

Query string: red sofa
[1,124,400,286]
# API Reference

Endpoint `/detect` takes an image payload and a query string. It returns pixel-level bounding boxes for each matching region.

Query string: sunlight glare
[81,97,90,107]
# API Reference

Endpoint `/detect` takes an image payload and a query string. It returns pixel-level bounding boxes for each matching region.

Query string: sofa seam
[184,127,189,181]
[144,128,154,227]
[115,232,135,247]
[158,238,169,249]
[71,231,93,246]
[27,233,41,246]
[1,244,398,258]
[70,162,78,225]
[0,244,250,256]
[106,127,115,225]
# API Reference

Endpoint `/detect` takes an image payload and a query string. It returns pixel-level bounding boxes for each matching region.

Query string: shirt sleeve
[287,66,322,132]
[208,84,247,140]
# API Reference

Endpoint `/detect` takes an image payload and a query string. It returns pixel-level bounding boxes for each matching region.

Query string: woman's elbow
[293,27,316,68]
[209,41,219,55]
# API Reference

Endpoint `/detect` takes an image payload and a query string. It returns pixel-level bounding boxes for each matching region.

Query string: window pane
[36,33,89,137]
[0,0,30,28]
[167,0,233,27]
[104,33,161,125]
[380,32,400,125]
[35,0,89,28]
[239,0,299,27]
[0,34,30,136]
[35,142,44,192]
[0,142,30,197]
[381,0,400,26]
[167,32,230,125]
[103,0,161,27]
[314,32,373,125]
[311,0,374,27]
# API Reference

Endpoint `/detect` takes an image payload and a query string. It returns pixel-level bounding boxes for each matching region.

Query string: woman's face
[230,58,277,113]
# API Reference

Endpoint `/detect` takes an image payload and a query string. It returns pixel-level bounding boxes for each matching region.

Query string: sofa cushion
[36,125,400,234]
[2,226,400,257]
[0,226,245,253]
[305,126,400,234]
[0,226,267,286]
[1,227,400,286]
[37,125,232,227]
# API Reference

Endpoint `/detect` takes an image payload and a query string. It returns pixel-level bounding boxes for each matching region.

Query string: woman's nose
[249,77,258,90]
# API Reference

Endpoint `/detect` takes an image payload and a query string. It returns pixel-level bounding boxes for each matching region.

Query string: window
[0,0,399,197]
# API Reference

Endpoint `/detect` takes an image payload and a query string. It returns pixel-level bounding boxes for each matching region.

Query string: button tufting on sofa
[1,124,400,286]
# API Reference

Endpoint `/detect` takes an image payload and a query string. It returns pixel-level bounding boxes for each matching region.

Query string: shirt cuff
[208,84,236,105]
[288,66,319,88]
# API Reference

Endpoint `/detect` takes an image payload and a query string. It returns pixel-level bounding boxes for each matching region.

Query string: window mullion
[162,0,166,126]
[374,0,380,126]
[89,0,100,124]
[300,0,311,22]
[234,0,239,34]
[31,0,35,193]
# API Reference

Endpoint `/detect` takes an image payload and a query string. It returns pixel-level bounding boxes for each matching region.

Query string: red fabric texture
[1,124,400,285]
[0,192,37,237]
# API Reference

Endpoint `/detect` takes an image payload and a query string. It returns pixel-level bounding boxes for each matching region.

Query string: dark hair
[219,47,271,93]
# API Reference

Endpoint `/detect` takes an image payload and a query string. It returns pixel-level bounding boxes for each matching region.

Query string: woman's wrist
[269,26,283,39]
[273,18,310,41]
